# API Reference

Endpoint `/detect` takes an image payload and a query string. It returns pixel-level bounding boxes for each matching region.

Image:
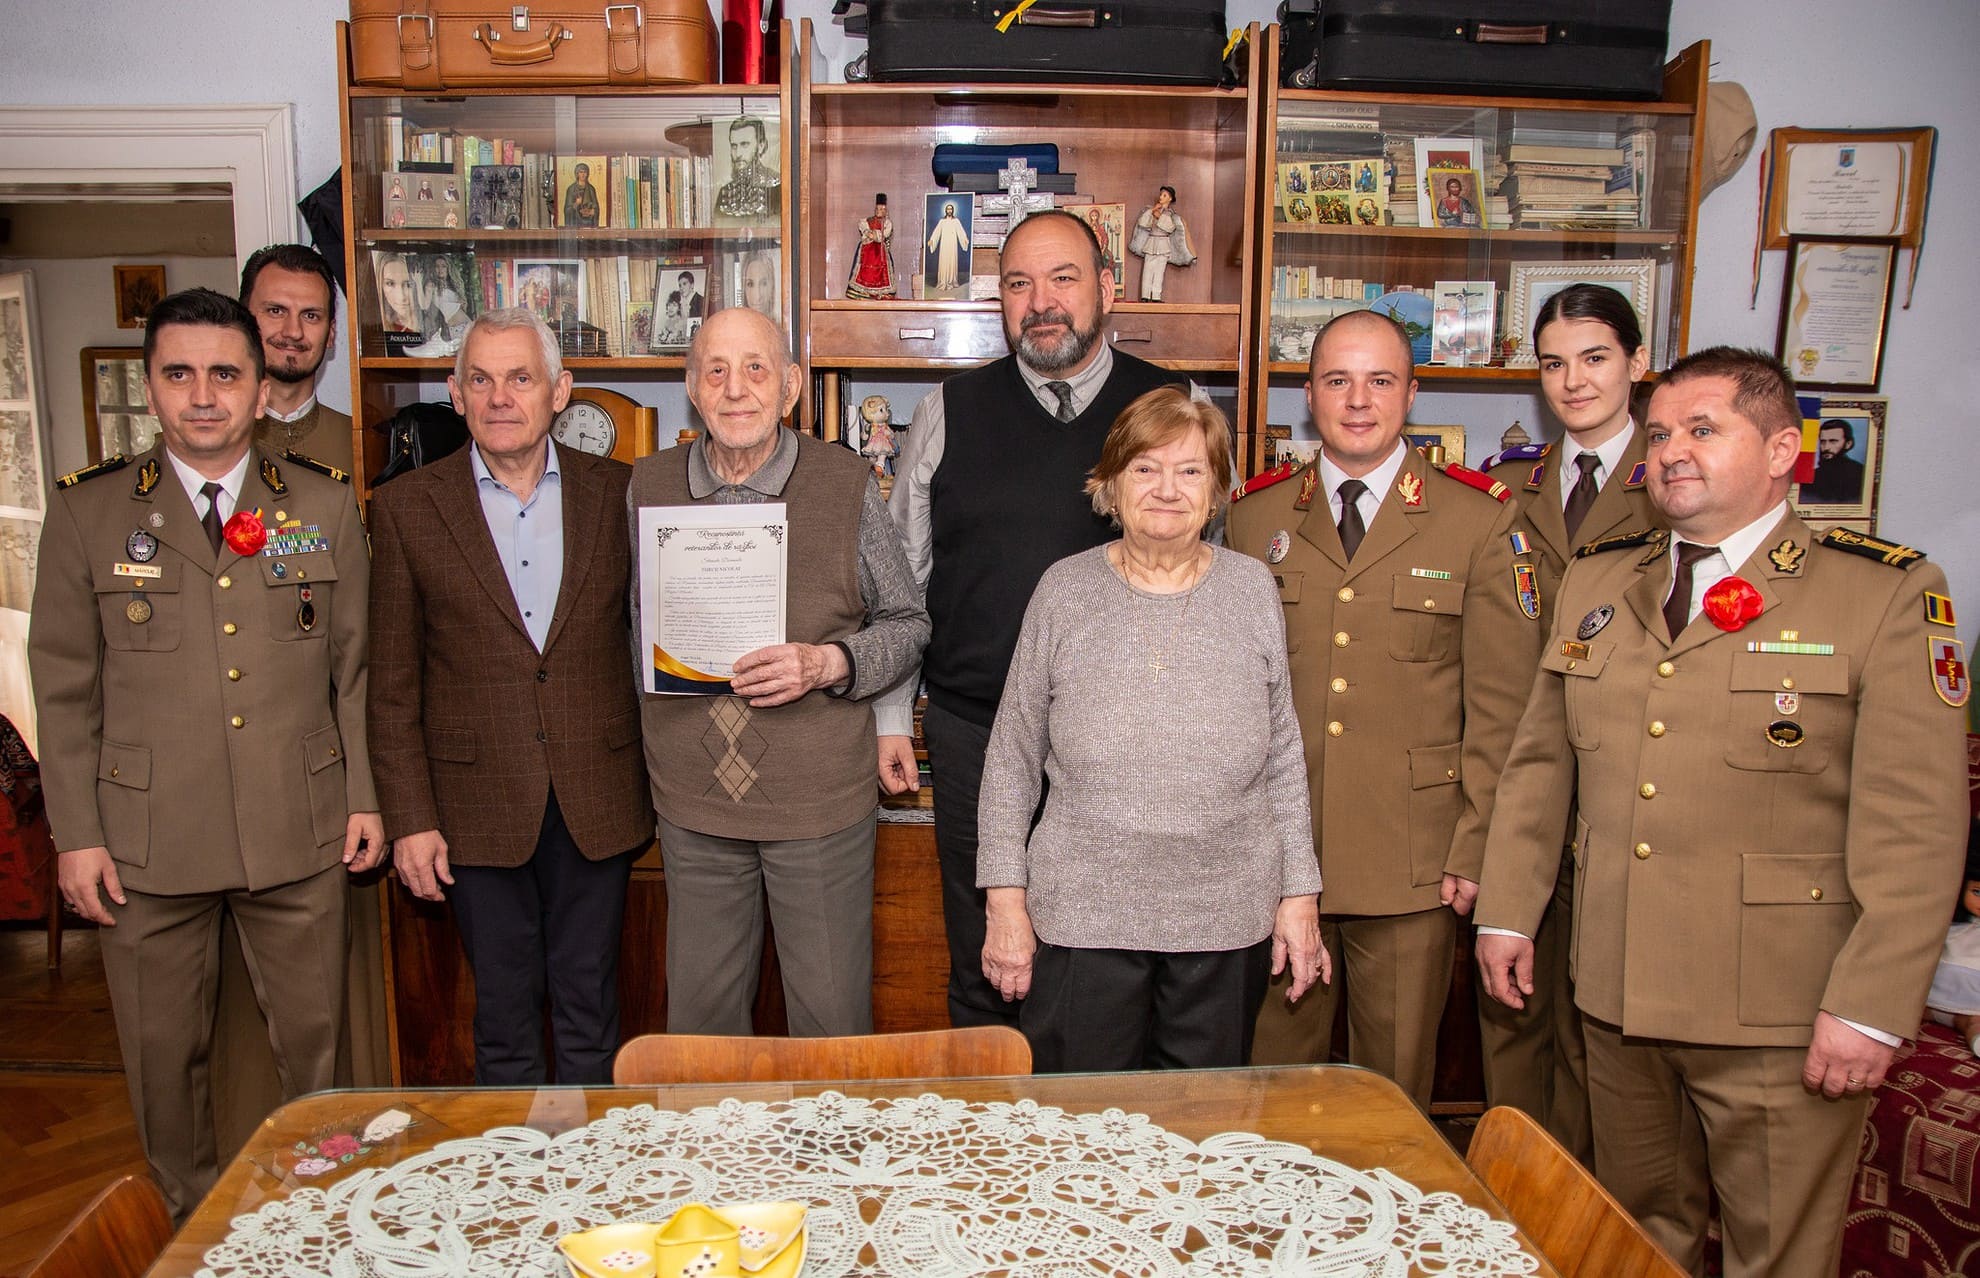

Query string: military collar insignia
[1526,462,1546,490]
[1295,467,1319,511]
[260,458,288,496]
[1397,471,1424,507]
[134,458,161,497]
[1767,538,1806,574]
[1623,461,1647,489]
[1638,529,1673,568]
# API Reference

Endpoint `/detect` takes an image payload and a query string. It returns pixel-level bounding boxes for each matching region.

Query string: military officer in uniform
[1231,309,1540,1107]
[30,287,381,1219]
[1475,346,1966,1278]
[1475,283,1662,1160]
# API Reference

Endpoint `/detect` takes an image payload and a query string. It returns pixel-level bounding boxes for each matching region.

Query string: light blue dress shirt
[470,439,563,651]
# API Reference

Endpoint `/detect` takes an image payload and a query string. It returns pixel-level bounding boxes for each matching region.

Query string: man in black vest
[881,210,1187,1027]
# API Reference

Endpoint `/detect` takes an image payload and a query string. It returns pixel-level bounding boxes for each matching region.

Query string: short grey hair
[684,308,797,381]
[454,307,564,384]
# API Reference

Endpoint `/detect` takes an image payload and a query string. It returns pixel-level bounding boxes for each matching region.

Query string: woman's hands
[1271,893,1329,1003]
[982,886,1038,1003]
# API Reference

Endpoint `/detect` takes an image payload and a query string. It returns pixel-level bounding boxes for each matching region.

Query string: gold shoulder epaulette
[283,450,352,484]
[54,454,129,489]
[1818,527,1925,568]
[1437,461,1512,502]
[1577,528,1666,559]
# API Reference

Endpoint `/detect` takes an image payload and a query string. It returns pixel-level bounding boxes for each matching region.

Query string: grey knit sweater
[977,543,1321,952]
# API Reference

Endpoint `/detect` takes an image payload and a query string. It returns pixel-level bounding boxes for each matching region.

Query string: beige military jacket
[30,445,376,895]
[1475,514,1967,1045]
[1230,447,1542,916]
[1486,429,1664,610]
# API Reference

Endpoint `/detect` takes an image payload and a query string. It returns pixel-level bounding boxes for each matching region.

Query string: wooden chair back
[612,1027,1032,1085]
[22,1173,173,1278]
[1465,1106,1684,1278]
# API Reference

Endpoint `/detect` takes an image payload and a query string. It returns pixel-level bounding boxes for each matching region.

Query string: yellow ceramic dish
[559,1203,806,1278]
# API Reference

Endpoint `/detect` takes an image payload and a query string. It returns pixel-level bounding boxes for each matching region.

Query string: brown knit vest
[632,431,874,841]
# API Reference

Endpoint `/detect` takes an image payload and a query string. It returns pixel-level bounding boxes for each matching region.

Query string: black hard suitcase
[1287,0,1670,99]
[856,0,1229,85]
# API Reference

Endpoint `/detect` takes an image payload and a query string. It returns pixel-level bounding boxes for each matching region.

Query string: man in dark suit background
[1802,417,1866,504]
[367,308,653,1085]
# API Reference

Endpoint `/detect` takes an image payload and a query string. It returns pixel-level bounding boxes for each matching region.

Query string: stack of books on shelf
[1499,129,1654,230]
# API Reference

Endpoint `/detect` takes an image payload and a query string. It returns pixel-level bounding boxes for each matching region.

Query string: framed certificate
[637,503,788,695]
[1776,237,1897,392]
[1762,127,1934,249]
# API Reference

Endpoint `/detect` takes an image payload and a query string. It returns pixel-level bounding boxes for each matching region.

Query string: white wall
[1,0,1974,633]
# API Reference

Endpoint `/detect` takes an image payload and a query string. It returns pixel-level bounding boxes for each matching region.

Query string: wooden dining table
[151,1064,1556,1277]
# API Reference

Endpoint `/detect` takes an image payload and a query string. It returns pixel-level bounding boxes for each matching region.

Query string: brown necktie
[1563,451,1601,542]
[199,481,226,555]
[1044,380,1076,423]
[1662,541,1719,640]
[1336,478,1368,561]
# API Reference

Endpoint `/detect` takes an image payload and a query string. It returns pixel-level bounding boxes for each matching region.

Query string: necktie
[1336,478,1368,561]
[1044,380,1076,423]
[200,481,227,555]
[1663,541,1719,641]
[1563,451,1601,542]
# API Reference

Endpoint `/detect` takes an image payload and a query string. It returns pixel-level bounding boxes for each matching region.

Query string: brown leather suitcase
[350,1,717,89]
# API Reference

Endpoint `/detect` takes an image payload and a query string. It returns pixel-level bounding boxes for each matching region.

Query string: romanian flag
[1794,394,1823,485]
[1926,591,1958,628]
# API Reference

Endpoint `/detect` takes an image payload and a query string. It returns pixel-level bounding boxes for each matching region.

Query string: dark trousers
[922,699,1021,1029]
[450,789,636,1085]
[1021,939,1273,1073]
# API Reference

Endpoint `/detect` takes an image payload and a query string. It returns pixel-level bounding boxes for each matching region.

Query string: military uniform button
[1334,631,1350,647]
[1330,677,1348,694]
[1337,587,1354,602]
[110,766,120,778]
[222,622,238,635]
[1639,782,1657,798]
[1781,676,1795,690]
[227,668,241,681]
[1657,661,1675,677]
[1634,842,1652,860]
[1809,887,1824,900]
[1423,597,1436,608]
[1648,721,1666,737]
[1446,769,1457,780]
[1327,721,1344,737]
[217,575,231,589]
[230,715,245,729]
[329,747,337,758]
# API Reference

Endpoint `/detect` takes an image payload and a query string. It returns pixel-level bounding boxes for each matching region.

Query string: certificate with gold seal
[638,503,787,695]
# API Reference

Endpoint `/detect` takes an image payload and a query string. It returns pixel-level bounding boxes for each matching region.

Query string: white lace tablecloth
[196,1091,1540,1277]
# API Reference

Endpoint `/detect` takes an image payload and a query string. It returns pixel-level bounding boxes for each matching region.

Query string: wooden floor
[0,923,148,1275]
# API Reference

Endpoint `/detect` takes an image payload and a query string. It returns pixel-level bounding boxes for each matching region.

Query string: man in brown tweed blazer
[368,308,652,1084]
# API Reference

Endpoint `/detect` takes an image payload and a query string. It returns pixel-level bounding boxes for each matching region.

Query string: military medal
[297,584,317,633]
[1766,720,1805,748]
[1775,691,1800,715]
[1561,640,1590,661]
[272,561,287,579]
[125,598,152,624]
[125,529,158,562]
[1266,530,1290,565]
[1396,471,1423,507]
[1577,605,1614,640]
[148,511,165,529]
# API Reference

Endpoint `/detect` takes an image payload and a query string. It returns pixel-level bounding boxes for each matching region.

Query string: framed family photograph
[1504,260,1655,366]
[1791,395,1885,533]
[1776,236,1897,392]
[649,264,708,352]
[112,264,165,329]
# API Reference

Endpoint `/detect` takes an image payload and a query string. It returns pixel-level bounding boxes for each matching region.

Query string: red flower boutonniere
[223,507,268,556]
[1703,576,1764,632]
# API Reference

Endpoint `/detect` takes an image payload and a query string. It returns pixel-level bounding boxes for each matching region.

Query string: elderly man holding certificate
[630,307,929,1037]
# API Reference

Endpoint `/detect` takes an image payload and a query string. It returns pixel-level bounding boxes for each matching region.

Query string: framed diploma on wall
[1776,237,1897,392]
